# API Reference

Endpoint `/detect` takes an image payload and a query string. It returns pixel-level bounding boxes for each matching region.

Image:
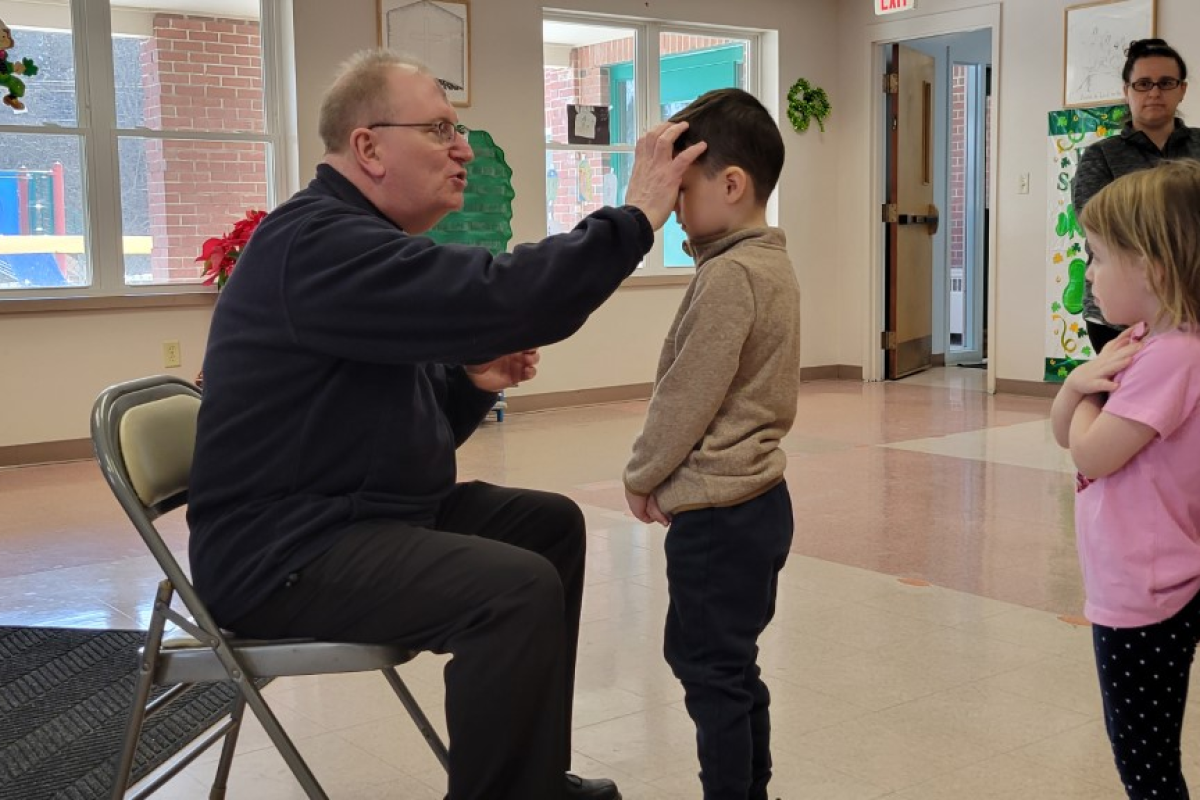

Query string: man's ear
[723,167,749,204]
[350,128,386,178]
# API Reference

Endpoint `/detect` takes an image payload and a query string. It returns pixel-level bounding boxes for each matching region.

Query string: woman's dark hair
[1122,38,1188,83]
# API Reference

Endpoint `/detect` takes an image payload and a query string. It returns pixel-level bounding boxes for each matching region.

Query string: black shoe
[564,772,621,800]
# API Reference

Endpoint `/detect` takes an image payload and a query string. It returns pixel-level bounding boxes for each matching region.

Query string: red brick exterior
[141,14,266,283]
[949,64,966,274]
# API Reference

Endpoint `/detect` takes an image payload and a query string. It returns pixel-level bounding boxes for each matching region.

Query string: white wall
[834,0,1200,385]
[0,307,213,446]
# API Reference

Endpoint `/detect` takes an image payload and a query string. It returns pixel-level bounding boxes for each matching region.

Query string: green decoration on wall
[1061,257,1087,315]
[786,78,831,133]
[425,129,515,255]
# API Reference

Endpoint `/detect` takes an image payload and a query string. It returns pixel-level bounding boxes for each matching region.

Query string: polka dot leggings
[1092,589,1200,799]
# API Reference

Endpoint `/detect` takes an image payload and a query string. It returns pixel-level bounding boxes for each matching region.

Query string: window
[0,0,287,296]
[542,13,759,275]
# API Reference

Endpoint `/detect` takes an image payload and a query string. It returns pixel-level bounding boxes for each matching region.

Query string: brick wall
[142,14,266,283]
[949,64,966,273]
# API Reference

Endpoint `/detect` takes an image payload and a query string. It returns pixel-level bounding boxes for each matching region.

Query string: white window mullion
[261,0,298,200]
[640,23,665,271]
[643,23,660,129]
[74,0,123,295]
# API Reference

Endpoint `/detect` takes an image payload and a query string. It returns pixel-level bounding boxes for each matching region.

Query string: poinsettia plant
[196,209,267,289]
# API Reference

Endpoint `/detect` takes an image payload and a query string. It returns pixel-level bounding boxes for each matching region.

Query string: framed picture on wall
[378,0,471,107]
[1063,0,1156,108]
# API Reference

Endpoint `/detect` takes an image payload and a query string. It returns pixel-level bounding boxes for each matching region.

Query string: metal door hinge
[881,203,898,224]
[881,331,897,350]
[883,73,899,94]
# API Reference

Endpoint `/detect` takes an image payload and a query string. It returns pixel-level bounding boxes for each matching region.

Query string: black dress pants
[227,481,586,800]
[663,482,794,800]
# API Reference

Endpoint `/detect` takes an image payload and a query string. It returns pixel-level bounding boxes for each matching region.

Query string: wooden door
[884,44,938,379]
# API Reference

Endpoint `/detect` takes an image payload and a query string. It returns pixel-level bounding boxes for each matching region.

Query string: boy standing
[623,88,800,800]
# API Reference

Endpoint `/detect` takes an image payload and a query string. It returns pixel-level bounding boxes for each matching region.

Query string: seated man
[186,49,705,800]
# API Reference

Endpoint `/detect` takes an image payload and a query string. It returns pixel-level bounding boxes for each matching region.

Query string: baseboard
[505,383,654,413]
[799,364,864,381]
[994,378,1061,398]
[6,369,868,467]
[932,353,946,367]
[0,438,93,469]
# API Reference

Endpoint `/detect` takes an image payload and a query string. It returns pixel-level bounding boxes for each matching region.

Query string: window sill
[621,274,692,288]
[0,292,218,315]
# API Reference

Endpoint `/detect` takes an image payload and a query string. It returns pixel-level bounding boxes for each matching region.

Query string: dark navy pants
[663,481,794,800]
[1092,588,1200,799]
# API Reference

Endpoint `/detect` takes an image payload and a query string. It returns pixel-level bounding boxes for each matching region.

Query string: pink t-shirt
[1076,326,1200,628]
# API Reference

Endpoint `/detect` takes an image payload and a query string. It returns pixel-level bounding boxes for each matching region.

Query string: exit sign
[876,0,915,14]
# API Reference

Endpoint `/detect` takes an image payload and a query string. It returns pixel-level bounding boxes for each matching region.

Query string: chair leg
[381,668,450,770]
[111,580,176,800]
[207,694,246,800]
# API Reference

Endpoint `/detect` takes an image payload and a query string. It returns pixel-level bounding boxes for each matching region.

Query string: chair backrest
[91,375,218,631]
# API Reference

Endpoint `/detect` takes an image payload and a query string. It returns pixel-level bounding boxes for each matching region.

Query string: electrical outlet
[162,340,182,369]
[1018,172,1030,195]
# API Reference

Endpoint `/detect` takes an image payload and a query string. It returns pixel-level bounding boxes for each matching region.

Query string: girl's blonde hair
[1080,159,1200,330]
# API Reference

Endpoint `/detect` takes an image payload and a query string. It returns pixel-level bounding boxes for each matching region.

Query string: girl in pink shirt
[1051,159,1200,799]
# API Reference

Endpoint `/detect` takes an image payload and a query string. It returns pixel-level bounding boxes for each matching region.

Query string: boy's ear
[722,167,749,204]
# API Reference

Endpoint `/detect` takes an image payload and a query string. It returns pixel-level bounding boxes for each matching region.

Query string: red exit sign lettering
[876,0,915,14]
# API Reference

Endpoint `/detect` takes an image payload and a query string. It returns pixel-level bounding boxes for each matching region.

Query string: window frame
[0,0,291,302]
[542,10,763,278]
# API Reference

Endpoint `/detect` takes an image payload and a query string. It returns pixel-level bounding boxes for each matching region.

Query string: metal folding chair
[91,374,448,799]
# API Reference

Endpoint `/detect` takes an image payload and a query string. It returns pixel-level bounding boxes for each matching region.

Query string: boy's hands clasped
[625,487,671,526]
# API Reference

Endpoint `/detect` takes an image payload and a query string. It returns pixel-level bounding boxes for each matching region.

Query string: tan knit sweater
[623,227,801,514]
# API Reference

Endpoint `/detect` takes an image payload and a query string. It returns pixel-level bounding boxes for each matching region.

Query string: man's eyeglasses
[1128,77,1184,92]
[367,120,469,144]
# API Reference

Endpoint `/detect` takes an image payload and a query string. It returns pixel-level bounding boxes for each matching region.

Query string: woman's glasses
[1128,77,1183,92]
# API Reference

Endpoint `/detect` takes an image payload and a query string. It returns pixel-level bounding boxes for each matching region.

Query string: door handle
[894,204,939,235]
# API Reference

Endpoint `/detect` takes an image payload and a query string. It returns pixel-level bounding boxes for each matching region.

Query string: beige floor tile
[166,730,415,799]
[885,751,1130,799]
[884,418,1077,474]
[868,680,1094,754]
[781,716,993,792]
[569,703,701,783]
[974,654,1106,717]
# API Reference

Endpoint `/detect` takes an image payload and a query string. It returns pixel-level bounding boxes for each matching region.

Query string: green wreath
[786,78,831,133]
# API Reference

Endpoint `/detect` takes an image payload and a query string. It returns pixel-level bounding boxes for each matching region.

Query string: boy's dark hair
[1122,38,1188,83]
[669,88,784,205]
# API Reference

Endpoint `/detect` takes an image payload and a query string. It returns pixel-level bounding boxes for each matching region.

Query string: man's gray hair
[318,49,433,153]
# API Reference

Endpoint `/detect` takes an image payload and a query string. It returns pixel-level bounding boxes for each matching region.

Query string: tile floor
[2,368,1197,798]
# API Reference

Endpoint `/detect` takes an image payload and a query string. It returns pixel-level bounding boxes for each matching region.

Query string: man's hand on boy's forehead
[623,122,708,231]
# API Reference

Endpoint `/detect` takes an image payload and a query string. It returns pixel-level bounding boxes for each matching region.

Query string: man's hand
[465,350,539,392]
[1064,327,1141,396]
[623,121,708,230]
[625,487,671,526]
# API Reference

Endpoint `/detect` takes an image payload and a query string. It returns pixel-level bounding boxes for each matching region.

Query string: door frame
[861,4,1000,391]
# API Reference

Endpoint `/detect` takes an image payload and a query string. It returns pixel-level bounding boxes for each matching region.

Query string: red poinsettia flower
[196,209,267,289]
